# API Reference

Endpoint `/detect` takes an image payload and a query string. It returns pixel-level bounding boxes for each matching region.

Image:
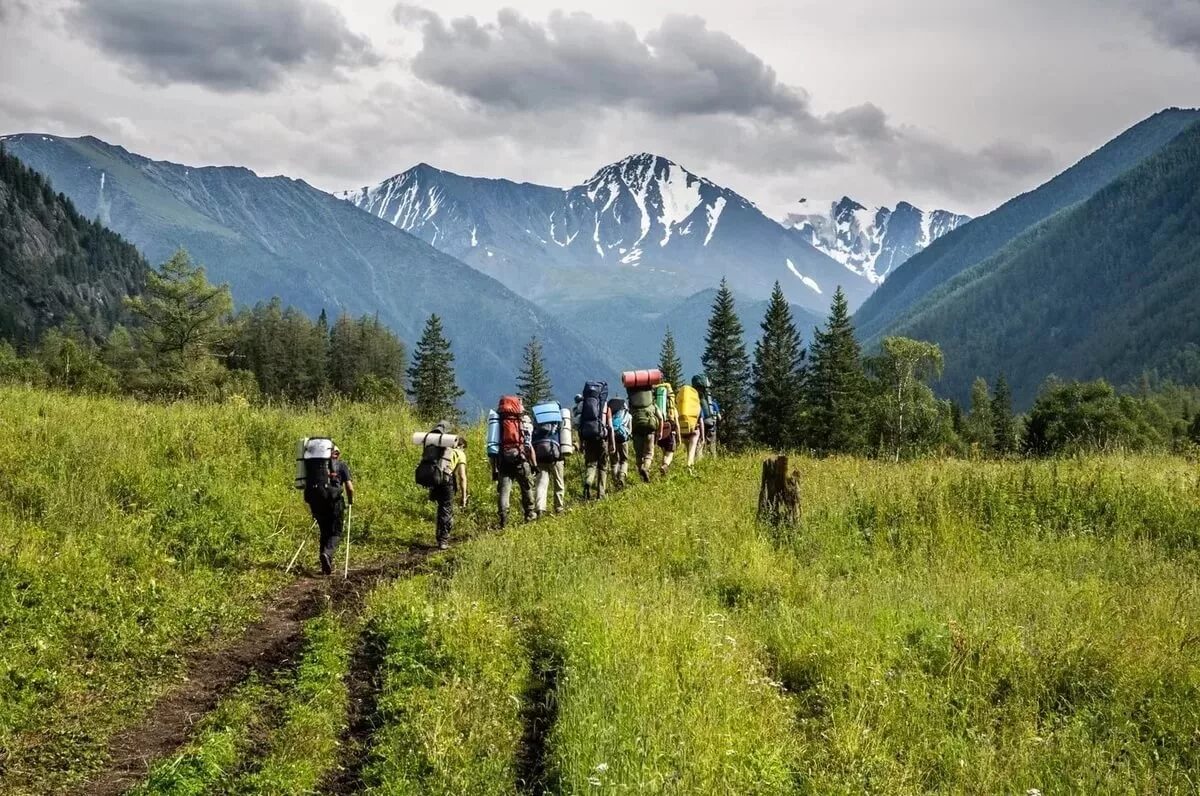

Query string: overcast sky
[1,0,1197,217]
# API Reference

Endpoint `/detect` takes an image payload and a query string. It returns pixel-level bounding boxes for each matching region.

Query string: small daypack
[531,401,563,462]
[578,381,609,441]
[608,398,631,443]
[629,389,659,435]
[498,395,526,465]
[677,386,701,435]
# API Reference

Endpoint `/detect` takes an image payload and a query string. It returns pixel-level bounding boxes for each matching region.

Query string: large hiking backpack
[298,437,341,503]
[415,432,455,489]
[608,398,631,443]
[578,381,609,441]
[629,389,659,435]
[677,386,702,435]
[498,395,526,465]
[531,401,563,462]
[692,373,712,392]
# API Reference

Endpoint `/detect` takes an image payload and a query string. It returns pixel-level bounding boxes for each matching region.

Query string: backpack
[415,434,455,488]
[677,386,702,435]
[692,373,712,392]
[299,437,342,503]
[629,389,659,435]
[531,401,563,462]
[578,381,609,441]
[608,398,631,442]
[498,395,526,465]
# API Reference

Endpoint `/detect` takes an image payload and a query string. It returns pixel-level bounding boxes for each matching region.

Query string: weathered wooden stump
[758,455,801,527]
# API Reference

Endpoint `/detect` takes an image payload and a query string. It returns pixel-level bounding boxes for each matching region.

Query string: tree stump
[758,456,801,527]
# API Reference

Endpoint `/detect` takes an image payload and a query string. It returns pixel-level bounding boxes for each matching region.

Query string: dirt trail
[71,547,438,796]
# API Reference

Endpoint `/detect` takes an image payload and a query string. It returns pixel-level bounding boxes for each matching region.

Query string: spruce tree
[516,336,553,406]
[750,282,805,450]
[406,314,464,423]
[659,327,684,388]
[965,376,995,452]
[802,286,868,454]
[991,373,1017,454]
[701,278,751,447]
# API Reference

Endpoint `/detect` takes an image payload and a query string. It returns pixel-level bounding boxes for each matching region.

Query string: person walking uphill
[532,399,569,516]
[495,395,537,527]
[576,381,611,500]
[414,423,468,550]
[296,438,353,576]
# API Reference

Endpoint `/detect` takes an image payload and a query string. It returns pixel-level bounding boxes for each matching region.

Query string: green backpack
[629,389,659,435]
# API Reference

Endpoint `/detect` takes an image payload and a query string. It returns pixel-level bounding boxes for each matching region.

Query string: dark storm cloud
[67,0,379,91]
[394,6,808,117]
[1138,0,1200,59]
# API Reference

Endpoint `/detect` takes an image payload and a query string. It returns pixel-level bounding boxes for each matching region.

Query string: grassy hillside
[889,119,1200,407]
[3,386,1198,794]
[854,107,1200,344]
[0,144,147,343]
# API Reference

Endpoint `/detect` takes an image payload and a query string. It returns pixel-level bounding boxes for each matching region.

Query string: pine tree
[750,282,805,450]
[406,314,464,422]
[659,327,684,388]
[802,286,868,454]
[701,279,751,447]
[516,336,553,406]
[991,373,1017,454]
[964,376,995,452]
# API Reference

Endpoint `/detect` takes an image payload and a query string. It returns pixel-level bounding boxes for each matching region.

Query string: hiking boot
[319,552,333,576]
[438,539,450,550]
[640,470,650,483]
[659,464,668,477]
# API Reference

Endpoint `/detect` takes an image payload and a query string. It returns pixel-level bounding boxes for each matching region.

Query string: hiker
[577,381,610,499]
[532,399,567,516]
[414,423,468,550]
[298,438,353,576]
[655,383,681,476]
[694,374,721,458]
[676,382,706,471]
[628,387,661,483]
[496,395,537,527]
[609,397,632,488]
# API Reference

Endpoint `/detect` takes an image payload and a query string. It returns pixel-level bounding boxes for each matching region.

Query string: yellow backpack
[677,385,701,435]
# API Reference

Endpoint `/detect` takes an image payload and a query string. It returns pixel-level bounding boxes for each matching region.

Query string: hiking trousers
[633,433,656,482]
[684,432,702,467]
[497,460,536,527]
[535,459,566,514]
[611,440,629,488]
[429,482,455,546]
[582,438,608,499]
[308,497,344,575]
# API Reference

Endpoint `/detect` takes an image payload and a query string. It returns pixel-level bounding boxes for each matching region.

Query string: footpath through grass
[361,453,1200,793]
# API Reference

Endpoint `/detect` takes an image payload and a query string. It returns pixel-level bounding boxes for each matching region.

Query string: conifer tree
[701,278,751,447]
[406,314,463,422]
[991,373,1017,454]
[964,376,995,452]
[802,286,868,454]
[750,282,805,449]
[516,336,553,406]
[659,327,684,388]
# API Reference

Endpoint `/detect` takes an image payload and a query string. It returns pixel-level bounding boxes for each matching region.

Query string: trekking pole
[343,505,352,580]
[285,520,316,574]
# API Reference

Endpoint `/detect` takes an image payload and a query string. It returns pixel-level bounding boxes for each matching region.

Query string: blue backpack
[608,398,631,442]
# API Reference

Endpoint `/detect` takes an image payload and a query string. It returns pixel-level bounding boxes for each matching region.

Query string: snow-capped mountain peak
[784,198,969,283]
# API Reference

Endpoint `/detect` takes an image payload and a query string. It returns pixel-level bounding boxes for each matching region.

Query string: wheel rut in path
[71,546,438,796]
[516,638,563,796]
[320,624,385,795]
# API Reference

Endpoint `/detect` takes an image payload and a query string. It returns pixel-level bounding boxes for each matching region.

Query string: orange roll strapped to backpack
[621,369,663,389]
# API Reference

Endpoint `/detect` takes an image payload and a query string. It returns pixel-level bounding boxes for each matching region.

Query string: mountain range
[0,134,613,409]
[335,154,961,315]
[784,198,969,284]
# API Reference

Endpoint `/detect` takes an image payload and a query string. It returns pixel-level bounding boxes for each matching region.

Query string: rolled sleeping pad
[559,407,575,455]
[411,431,461,449]
[486,410,500,456]
[532,401,563,425]
[303,437,334,459]
[294,437,309,489]
[622,369,663,390]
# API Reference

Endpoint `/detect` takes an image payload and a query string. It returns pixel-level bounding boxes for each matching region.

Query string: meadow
[1,386,1197,794]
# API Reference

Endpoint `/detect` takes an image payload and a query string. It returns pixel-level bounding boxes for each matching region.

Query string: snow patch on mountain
[786,258,822,294]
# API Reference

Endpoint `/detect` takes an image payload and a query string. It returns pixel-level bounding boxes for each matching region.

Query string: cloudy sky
[1,0,1197,217]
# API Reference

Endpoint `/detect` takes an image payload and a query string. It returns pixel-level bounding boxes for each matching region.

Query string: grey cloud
[395,6,808,117]
[67,0,379,91]
[0,0,29,22]
[1138,0,1200,59]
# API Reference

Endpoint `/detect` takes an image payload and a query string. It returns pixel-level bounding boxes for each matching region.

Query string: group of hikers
[295,369,720,573]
